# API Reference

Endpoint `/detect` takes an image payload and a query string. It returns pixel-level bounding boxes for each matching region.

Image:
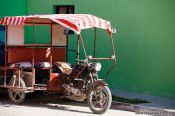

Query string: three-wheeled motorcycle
[0,14,116,114]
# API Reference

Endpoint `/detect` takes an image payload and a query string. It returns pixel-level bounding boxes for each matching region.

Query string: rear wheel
[8,77,26,104]
[87,85,112,114]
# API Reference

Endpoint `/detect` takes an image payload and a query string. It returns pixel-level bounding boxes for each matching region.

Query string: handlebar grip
[76,59,85,62]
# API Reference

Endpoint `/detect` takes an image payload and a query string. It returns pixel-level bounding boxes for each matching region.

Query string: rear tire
[8,77,26,104]
[87,85,112,114]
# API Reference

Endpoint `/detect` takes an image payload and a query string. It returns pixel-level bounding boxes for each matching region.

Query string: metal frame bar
[77,35,80,62]
[66,34,68,61]
[76,35,80,64]
[4,25,8,86]
[49,22,53,76]
[79,34,87,61]
[32,18,35,86]
[111,36,117,64]
[75,29,116,79]
[91,28,117,79]
[75,34,88,78]
[94,28,96,58]
[6,45,66,48]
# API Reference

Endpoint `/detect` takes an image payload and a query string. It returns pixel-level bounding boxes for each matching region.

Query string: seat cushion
[9,61,51,68]
[34,62,50,68]
[9,62,32,68]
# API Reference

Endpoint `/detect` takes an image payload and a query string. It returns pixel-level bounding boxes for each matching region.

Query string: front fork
[89,72,98,90]
[88,72,108,93]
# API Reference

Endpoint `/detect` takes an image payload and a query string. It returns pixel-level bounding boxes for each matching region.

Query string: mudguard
[94,80,108,87]
[86,80,108,95]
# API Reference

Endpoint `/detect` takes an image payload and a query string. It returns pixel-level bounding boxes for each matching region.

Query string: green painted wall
[0,0,26,19]
[26,0,175,98]
[0,0,26,44]
[1,0,175,98]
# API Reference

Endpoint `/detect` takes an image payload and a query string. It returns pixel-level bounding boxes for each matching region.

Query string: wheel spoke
[101,98,107,107]
[104,96,108,101]
[97,91,103,96]
[96,88,102,94]
[14,92,18,99]
[93,90,97,97]
[93,100,99,107]
[17,93,21,98]
[99,101,103,107]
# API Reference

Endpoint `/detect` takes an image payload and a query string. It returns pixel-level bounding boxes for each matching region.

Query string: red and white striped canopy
[0,14,112,37]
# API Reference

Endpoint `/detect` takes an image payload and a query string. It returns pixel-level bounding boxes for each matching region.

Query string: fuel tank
[54,62,73,75]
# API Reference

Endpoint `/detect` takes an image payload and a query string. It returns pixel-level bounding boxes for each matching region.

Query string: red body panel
[7,47,66,64]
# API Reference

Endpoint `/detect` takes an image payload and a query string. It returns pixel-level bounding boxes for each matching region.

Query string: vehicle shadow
[0,91,93,114]
[0,90,138,114]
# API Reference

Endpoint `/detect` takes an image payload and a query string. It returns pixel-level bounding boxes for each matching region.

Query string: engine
[62,79,85,96]
[53,62,89,101]
[60,74,86,101]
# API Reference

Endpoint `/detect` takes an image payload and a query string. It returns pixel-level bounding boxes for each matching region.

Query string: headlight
[94,63,102,71]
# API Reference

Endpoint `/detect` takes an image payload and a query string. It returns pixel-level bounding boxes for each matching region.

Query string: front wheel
[87,85,112,114]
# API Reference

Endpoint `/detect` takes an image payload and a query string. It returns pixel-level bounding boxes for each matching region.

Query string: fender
[94,80,108,87]
[86,80,108,95]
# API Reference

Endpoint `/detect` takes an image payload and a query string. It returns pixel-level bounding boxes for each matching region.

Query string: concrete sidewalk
[0,89,175,116]
[0,93,148,116]
[111,89,175,115]
[0,103,145,116]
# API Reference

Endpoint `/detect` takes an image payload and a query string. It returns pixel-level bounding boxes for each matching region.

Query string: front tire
[8,77,26,104]
[87,85,112,114]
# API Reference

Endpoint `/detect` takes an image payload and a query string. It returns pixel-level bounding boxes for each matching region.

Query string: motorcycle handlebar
[76,59,86,63]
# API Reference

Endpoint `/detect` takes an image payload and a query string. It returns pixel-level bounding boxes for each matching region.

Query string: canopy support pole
[66,34,68,62]
[32,18,35,86]
[94,28,96,58]
[103,36,117,79]
[50,22,53,75]
[79,34,88,63]
[4,25,8,86]
[111,36,116,64]
[76,35,80,64]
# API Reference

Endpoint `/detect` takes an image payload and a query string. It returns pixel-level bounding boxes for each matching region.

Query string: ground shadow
[0,91,92,114]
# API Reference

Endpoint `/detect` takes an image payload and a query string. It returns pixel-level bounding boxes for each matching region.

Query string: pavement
[0,89,175,116]
[111,89,175,110]
[0,90,148,116]
[111,89,175,116]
